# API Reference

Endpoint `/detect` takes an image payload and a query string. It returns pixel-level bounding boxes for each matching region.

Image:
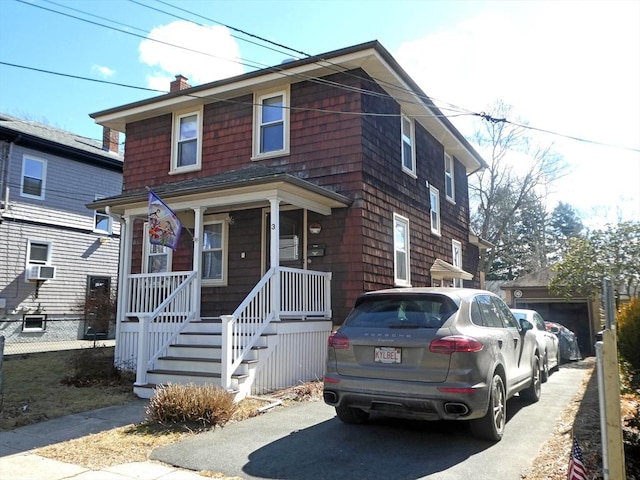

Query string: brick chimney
[102,127,120,153]
[170,74,191,93]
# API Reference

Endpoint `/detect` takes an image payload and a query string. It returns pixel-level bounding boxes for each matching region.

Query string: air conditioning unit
[27,265,56,281]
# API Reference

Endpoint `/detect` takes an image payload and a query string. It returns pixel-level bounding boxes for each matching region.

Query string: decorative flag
[568,436,588,480]
[148,190,181,250]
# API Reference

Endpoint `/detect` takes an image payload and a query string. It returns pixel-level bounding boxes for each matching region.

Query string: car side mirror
[520,319,534,332]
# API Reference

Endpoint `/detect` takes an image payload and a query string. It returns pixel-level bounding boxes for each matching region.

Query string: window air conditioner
[27,265,56,281]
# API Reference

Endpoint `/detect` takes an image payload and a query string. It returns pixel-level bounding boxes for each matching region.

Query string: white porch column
[134,315,149,387]
[192,206,204,319]
[268,196,281,319]
[113,214,132,365]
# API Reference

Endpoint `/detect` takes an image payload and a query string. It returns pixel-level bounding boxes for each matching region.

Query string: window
[143,223,172,273]
[27,240,51,265]
[22,314,46,332]
[253,88,289,158]
[202,218,228,285]
[401,114,416,175]
[171,110,201,173]
[21,156,46,199]
[452,240,463,288]
[471,295,504,328]
[430,186,441,235]
[393,213,411,286]
[445,153,455,202]
[94,196,112,234]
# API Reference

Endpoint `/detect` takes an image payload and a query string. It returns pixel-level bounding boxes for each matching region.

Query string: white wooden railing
[126,271,198,386]
[220,266,332,390]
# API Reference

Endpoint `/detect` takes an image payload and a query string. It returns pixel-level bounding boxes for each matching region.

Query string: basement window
[23,314,46,332]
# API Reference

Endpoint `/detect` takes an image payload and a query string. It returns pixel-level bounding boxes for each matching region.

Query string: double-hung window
[21,156,46,199]
[452,239,463,288]
[393,213,411,286]
[401,114,416,175]
[94,196,112,234]
[445,153,455,202]
[253,88,289,158]
[430,186,441,235]
[143,223,172,273]
[202,217,228,286]
[25,239,52,282]
[171,109,202,173]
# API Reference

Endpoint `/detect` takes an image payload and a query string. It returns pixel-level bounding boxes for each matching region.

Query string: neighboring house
[89,41,488,399]
[0,114,123,347]
[500,267,598,356]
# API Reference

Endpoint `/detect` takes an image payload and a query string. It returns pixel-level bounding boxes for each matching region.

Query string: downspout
[0,140,15,217]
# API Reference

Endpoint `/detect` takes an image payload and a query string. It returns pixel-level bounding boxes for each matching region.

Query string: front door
[265,209,304,270]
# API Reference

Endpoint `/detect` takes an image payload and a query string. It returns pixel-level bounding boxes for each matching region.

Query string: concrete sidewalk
[0,400,208,480]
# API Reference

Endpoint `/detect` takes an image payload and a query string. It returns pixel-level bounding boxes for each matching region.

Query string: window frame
[201,215,229,286]
[252,87,290,159]
[452,239,463,288]
[143,222,173,273]
[430,186,441,236]
[401,114,416,176]
[22,314,46,332]
[27,239,52,266]
[393,213,411,287]
[20,155,47,200]
[444,153,455,203]
[170,108,202,174]
[93,195,112,234]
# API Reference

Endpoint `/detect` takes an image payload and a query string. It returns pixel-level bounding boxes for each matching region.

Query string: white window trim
[430,186,441,236]
[201,214,229,287]
[452,239,463,288]
[22,314,46,332]
[143,222,173,273]
[252,87,290,159]
[401,114,416,176]
[93,195,112,235]
[20,155,47,200]
[445,153,456,203]
[25,239,52,283]
[393,213,411,287]
[170,108,203,174]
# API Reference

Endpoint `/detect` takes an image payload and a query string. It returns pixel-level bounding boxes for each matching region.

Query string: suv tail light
[430,335,483,354]
[328,332,349,349]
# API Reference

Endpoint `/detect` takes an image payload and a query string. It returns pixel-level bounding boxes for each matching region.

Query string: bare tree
[470,100,568,278]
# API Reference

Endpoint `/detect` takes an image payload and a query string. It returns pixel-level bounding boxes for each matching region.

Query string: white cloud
[395,1,640,228]
[92,65,115,78]
[139,21,244,88]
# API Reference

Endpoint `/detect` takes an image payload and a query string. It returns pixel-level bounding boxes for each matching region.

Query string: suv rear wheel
[520,355,542,403]
[470,373,506,442]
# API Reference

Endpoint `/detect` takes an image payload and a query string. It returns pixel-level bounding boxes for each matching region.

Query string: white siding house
[0,114,123,348]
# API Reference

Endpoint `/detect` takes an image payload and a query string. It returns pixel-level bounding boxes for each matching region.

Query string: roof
[0,113,123,169]
[89,163,352,215]
[501,267,555,289]
[430,258,474,281]
[90,41,487,174]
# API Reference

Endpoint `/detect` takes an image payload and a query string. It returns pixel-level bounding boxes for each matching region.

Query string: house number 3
[271,224,276,230]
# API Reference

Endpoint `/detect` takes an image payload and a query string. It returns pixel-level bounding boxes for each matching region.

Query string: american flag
[568,436,587,480]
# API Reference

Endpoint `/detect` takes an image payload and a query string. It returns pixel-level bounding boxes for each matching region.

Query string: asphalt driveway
[152,361,593,480]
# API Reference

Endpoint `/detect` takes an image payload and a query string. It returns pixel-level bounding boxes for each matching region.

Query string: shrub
[618,297,640,386]
[146,383,238,430]
[61,347,134,387]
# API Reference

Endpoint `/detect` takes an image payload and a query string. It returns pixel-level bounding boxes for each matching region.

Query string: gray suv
[323,288,541,441]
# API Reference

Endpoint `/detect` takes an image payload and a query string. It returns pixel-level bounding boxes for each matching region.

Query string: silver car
[511,309,560,382]
[323,288,541,442]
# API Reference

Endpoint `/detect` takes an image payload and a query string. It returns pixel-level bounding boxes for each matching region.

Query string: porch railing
[127,271,198,386]
[220,266,332,390]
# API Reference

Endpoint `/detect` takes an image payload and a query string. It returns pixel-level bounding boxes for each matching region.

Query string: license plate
[374,347,401,364]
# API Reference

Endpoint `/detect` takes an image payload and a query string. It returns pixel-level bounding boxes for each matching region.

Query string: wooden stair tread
[148,369,249,379]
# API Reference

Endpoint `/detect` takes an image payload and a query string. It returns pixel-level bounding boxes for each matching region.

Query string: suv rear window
[344,295,458,329]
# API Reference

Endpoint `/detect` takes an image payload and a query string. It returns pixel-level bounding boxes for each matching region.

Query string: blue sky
[1,0,638,228]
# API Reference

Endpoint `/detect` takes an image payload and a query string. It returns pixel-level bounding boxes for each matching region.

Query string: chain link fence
[0,317,115,356]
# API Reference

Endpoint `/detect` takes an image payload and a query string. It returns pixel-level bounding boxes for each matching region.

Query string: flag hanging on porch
[148,190,182,250]
[567,436,587,480]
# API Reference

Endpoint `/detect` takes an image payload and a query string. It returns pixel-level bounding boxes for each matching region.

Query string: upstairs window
[393,213,411,286]
[171,110,201,173]
[94,196,112,234]
[445,153,455,202]
[401,114,416,175]
[21,156,46,199]
[253,88,289,158]
[430,186,441,236]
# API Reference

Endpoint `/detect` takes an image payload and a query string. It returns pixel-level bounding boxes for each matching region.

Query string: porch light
[309,223,322,234]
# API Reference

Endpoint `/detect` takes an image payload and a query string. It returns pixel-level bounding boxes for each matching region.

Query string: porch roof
[88,164,352,216]
[430,258,474,281]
